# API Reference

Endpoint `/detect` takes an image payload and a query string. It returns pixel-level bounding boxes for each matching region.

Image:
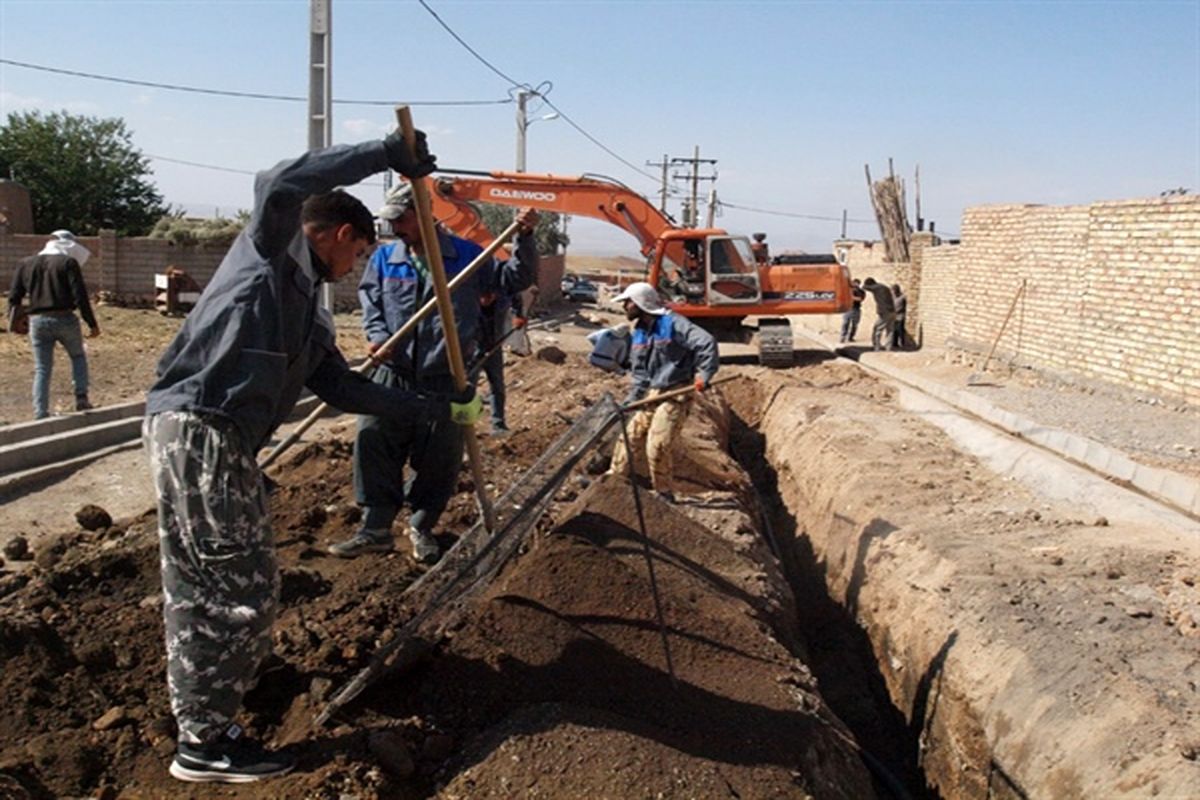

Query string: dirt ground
[0,314,885,798]
[1,306,1197,798]
[0,305,375,425]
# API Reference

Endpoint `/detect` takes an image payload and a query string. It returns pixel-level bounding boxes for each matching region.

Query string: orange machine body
[424,170,851,332]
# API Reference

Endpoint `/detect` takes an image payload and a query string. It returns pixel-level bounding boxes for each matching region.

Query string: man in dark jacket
[143,133,480,784]
[607,281,718,501]
[8,231,101,418]
[839,278,865,343]
[862,277,896,351]
[328,187,538,562]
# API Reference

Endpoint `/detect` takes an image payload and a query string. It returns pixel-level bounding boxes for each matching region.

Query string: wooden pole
[397,106,497,533]
[258,217,523,470]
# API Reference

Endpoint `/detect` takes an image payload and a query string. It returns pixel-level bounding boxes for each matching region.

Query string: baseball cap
[612,282,667,315]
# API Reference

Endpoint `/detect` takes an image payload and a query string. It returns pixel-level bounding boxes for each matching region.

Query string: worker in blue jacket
[607,281,719,501]
[329,185,538,562]
[144,133,482,785]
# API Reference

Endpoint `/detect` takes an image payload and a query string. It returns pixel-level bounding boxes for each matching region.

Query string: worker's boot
[328,528,394,558]
[408,527,441,565]
[170,724,293,783]
[75,394,94,412]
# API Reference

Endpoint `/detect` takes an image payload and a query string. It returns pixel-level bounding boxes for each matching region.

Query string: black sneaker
[169,726,294,783]
[75,396,94,412]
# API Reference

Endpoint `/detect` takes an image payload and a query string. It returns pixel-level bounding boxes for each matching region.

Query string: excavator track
[758,318,795,368]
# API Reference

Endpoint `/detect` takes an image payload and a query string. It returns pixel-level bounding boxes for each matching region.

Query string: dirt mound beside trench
[426,477,874,799]
[0,353,877,798]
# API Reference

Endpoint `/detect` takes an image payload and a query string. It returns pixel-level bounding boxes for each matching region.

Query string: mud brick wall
[917,195,1199,404]
[915,243,959,346]
[3,228,567,315]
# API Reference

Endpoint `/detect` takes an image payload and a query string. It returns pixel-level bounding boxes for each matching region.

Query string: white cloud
[342,118,388,137]
[0,90,99,115]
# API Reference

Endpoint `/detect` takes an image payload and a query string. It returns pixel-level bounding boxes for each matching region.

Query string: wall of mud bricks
[2,230,567,316]
[918,195,1199,404]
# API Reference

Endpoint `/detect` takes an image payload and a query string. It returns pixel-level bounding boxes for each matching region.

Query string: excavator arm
[424,170,679,257]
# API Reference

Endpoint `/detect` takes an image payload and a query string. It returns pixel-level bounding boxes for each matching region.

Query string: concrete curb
[0,396,326,488]
[0,400,145,447]
[0,440,145,502]
[793,330,1200,520]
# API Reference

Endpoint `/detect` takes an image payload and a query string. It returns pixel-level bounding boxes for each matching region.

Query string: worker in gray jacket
[862,277,896,351]
[143,133,481,785]
[607,281,718,501]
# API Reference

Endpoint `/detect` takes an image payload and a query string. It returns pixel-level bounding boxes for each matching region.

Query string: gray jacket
[146,141,445,451]
[626,311,719,404]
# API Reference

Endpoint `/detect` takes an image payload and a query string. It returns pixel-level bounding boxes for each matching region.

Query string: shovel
[967,278,1025,387]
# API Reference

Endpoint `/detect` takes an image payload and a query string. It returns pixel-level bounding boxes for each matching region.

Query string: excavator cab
[655,232,762,309]
[704,235,762,305]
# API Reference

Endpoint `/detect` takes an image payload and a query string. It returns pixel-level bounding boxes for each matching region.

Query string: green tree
[476,203,569,256]
[0,110,167,235]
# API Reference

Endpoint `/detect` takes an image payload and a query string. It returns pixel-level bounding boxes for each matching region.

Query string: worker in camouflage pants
[608,388,690,495]
[145,411,277,742]
[141,135,484,784]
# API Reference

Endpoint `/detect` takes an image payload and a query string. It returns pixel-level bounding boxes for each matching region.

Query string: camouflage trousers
[143,411,278,744]
[609,388,691,494]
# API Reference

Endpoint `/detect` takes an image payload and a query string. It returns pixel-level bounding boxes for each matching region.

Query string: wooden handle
[397,106,497,533]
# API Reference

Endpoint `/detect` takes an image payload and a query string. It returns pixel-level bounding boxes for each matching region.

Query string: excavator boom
[427,170,683,257]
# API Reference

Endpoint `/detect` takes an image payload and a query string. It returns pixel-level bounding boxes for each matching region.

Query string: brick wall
[915,195,1199,405]
[4,228,566,316]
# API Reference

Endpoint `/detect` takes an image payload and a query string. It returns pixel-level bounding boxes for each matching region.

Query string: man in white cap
[329,186,539,562]
[7,230,100,418]
[608,281,718,501]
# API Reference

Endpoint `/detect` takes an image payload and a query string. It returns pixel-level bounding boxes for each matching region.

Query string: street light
[515,89,559,172]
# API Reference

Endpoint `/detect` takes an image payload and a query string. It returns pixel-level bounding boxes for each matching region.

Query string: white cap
[376,184,415,220]
[612,281,667,315]
[50,229,76,242]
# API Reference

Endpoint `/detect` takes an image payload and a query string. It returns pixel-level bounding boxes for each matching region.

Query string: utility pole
[515,89,529,172]
[514,89,558,173]
[309,0,333,309]
[671,146,717,227]
[646,154,670,213]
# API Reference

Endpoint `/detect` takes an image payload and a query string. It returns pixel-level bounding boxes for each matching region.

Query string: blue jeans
[29,313,89,419]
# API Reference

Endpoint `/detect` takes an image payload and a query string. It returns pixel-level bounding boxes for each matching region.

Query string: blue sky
[1,0,1197,255]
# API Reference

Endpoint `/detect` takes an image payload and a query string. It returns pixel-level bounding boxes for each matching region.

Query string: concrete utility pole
[309,0,333,309]
[646,154,670,213]
[671,146,717,227]
[515,89,559,172]
[515,90,529,172]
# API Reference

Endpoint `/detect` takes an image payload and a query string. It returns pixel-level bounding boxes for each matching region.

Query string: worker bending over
[144,133,480,784]
[329,185,539,562]
[608,281,718,501]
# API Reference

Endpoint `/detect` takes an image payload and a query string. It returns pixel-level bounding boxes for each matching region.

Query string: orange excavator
[422,169,852,366]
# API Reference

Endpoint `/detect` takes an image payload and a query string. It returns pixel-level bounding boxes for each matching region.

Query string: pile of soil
[0,353,876,798]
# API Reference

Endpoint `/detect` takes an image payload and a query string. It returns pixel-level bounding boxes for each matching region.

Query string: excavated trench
[724,377,935,800]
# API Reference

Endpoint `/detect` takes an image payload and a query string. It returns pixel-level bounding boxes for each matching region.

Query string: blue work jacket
[359,229,536,385]
[627,311,720,403]
[146,141,443,451]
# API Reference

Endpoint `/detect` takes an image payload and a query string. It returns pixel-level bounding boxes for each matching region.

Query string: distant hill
[565,253,645,276]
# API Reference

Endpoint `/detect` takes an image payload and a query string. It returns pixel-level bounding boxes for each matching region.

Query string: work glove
[383,129,437,179]
[694,376,707,393]
[449,394,484,426]
[513,316,528,329]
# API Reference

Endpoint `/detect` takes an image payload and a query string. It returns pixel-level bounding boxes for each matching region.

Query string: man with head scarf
[7,230,100,418]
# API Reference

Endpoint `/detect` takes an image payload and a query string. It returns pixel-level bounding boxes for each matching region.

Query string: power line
[0,57,510,107]
[416,0,661,184]
[720,200,874,224]
[146,153,385,187]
